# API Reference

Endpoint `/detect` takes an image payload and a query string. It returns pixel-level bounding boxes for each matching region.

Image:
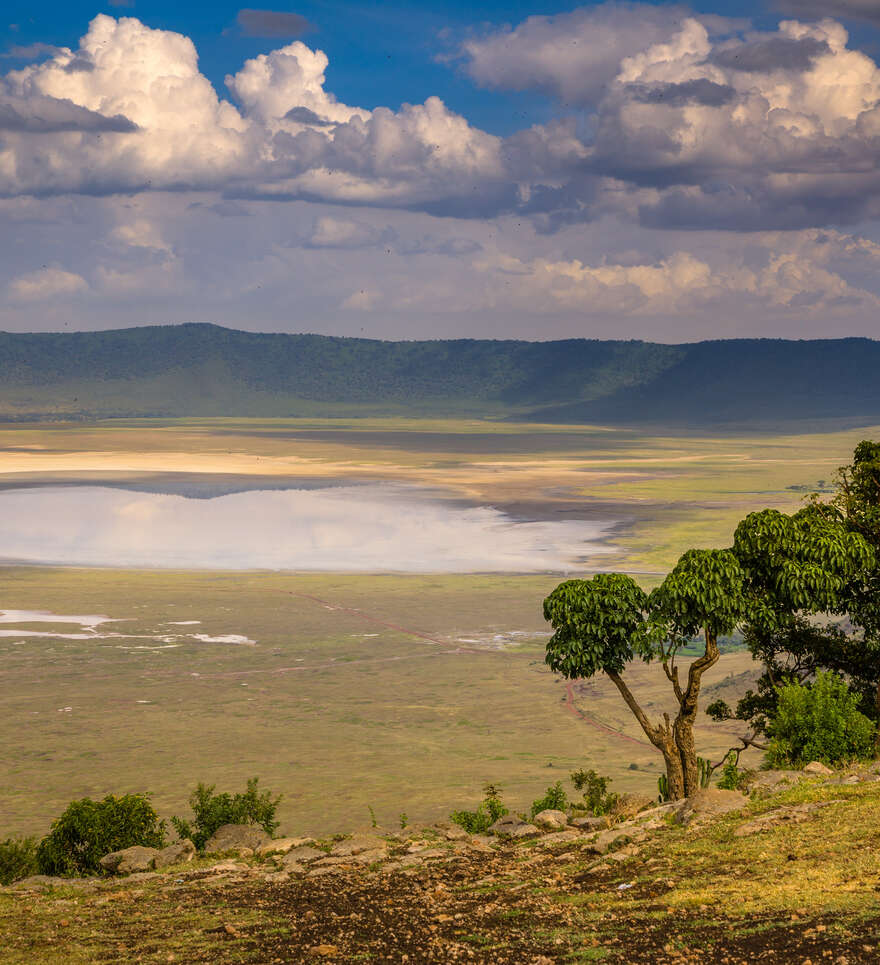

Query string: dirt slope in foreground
[2,774,879,964]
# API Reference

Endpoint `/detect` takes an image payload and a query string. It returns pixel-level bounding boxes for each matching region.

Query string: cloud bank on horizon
[3,3,880,340]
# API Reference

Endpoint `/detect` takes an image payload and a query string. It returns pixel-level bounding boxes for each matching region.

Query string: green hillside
[1,324,878,427]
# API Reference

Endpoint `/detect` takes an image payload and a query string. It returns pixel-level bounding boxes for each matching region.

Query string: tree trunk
[673,628,720,796]
[660,738,685,801]
[607,670,686,800]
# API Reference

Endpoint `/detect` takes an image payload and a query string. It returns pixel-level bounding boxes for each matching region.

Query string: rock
[351,849,389,866]
[583,830,631,855]
[804,761,833,776]
[99,846,160,875]
[330,834,388,857]
[11,875,86,890]
[155,839,195,869]
[674,789,745,827]
[488,814,529,836]
[256,837,313,856]
[610,793,655,823]
[313,856,353,868]
[743,769,804,798]
[533,809,568,831]
[309,945,338,958]
[441,825,469,841]
[536,830,581,847]
[281,861,305,875]
[282,846,325,865]
[507,824,541,839]
[570,815,608,831]
[209,860,247,873]
[204,824,270,854]
[733,801,832,838]
[626,802,679,823]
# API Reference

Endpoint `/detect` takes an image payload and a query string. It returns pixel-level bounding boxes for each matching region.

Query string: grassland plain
[1,775,878,963]
[0,417,876,837]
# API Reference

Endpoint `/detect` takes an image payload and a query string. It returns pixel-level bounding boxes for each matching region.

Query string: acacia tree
[544,550,745,799]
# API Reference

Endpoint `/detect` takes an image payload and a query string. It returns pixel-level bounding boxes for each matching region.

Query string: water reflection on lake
[0,484,616,572]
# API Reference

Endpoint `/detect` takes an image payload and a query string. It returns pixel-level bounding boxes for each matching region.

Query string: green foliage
[716,753,749,791]
[766,672,876,768]
[37,794,165,877]
[450,784,508,835]
[544,574,650,679]
[171,778,281,851]
[649,548,746,639]
[734,506,874,621]
[571,769,619,815]
[530,782,568,818]
[399,812,408,830]
[0,837,38,885]
[367,805,378,829]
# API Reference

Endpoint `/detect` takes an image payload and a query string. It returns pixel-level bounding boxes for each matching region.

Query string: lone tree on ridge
[544,550,745,799]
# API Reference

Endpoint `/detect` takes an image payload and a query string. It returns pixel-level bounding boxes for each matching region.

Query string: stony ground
[2,767,880,964]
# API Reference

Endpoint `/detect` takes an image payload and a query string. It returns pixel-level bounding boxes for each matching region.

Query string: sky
[3,1,880,341]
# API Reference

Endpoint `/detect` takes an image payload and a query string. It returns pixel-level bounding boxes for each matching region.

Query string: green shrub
[570,769,619,815]
[171,778,281,851]
[37,794,165,877]
[530,781,568,818]
[0,837,38,885]
[450,784,508,834]
[766,671,876,768]
[716,752,750,791]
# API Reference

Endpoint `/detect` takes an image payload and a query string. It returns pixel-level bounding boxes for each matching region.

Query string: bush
[766,671,876,768]
[171,778,281,851]
[0,837,38,885]
[37,794,165,877]
[530,781,568,818]
[570,769,619,815]
[450,784,507,834]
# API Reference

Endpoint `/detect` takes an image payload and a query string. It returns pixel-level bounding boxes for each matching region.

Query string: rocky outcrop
[99,846,161,875]
[672,788,746,827]
[204,824,270,854]
[532,809,568,831]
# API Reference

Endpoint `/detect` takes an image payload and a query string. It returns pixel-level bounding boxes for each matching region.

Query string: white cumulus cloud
[8,267,88,300]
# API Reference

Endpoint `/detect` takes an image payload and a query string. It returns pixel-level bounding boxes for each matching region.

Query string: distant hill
[0,324,878,428]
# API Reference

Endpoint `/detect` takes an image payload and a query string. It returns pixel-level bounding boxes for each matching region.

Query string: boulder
[488,814,528,836]
[532,809,568,831]
[440,825,469,841]
[570,815,608,832]
[204,824,270,854]
[673,789,745,827]
[583,830,631,855]
[610,794,655,823]
[507,824,541,839]
[804,761,833,776]
[99,846,161,875]
[155,839,195,869]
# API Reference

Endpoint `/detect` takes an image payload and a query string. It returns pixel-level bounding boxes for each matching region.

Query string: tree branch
[607,671,665,747]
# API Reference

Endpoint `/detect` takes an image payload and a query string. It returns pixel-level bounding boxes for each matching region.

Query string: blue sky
[2,1,880,340]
